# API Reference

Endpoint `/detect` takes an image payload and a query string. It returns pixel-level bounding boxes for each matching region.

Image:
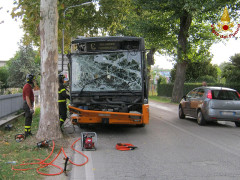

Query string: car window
[186,89,198,98]
[195,88,205,98]
[212,90,240,100]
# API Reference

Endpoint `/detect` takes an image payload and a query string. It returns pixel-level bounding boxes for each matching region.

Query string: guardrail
[0,93,23,119]
[0,90,40,119]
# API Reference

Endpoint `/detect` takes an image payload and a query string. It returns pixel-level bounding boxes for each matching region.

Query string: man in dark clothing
[58,73,70,128]
[23,74,36,137]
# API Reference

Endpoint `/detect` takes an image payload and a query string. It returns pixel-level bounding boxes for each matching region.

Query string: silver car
[179,86,240,126]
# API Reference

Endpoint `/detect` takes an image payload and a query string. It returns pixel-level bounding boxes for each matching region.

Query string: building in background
[150,66,171,95]
[0,60,7,67]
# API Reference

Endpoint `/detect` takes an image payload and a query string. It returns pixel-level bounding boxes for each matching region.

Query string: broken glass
[71,51,142,92]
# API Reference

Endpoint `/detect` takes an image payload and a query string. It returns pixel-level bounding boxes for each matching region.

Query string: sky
[0,1,240,69]
[0,1,23,61]
[154,37,240,69]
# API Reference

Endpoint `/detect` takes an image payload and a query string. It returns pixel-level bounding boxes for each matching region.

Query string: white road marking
[84,151,95,180]
[72,142,82,179]
[71,141,95,180]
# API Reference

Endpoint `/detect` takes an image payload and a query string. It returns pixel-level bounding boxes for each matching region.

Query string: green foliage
[231,53,240,67]
[157,76,167,84]
[7,43,40,88]
[12,0,98,50]
[157,84,174,97]
[197,75,217,83]
[130,0,239,102]
[157,82,240,98]
[0,66,9,89]
[149,96,173,104]
[11,0,133,53]
[222,53,240,83]
[170,60,218,83]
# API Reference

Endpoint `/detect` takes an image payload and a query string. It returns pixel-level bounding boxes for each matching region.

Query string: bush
[157,83,240,97]
[197,75,217,83]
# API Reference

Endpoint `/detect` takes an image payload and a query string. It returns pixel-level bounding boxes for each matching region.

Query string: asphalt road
[68,100,240,180]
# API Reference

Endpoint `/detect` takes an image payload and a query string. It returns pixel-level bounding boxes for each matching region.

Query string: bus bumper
[69,104,149,125]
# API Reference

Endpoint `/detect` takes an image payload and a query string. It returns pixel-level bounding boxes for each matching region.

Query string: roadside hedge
[157,83,240,97]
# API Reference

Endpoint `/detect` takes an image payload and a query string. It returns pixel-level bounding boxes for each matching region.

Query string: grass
[148,95,179,105]
[0,108,61,180]
[149,95,173,103]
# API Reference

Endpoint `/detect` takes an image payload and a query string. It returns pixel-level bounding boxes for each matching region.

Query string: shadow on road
[183,116,236,128]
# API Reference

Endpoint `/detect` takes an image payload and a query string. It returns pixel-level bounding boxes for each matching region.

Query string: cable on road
[11,138,89,176]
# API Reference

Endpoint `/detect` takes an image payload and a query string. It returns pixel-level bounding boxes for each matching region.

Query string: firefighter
[22,74,36,137]
[58,73,70,128]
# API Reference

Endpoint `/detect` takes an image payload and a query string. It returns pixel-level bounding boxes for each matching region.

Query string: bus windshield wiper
[79,74,107,95]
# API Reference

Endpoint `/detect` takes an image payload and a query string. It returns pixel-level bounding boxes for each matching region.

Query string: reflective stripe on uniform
[58,100,66,102]
[58,89,66,93]
[60,118,64,122]
[25,126,31,132]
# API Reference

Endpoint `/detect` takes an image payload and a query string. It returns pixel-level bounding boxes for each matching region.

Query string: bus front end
[68,37,149,127]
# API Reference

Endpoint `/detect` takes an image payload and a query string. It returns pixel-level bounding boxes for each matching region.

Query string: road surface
[65,100,240,180]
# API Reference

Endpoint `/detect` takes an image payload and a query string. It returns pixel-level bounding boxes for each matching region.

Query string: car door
[184,88,198,116]
[189,88,205,118]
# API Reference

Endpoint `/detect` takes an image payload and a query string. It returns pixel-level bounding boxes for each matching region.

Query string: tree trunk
[171,61,187,101]
[36,0,62,140]
[171,11,192,103]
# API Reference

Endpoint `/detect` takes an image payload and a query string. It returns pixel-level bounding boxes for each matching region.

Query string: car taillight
[207,90,212,99]
[237,92,240,98]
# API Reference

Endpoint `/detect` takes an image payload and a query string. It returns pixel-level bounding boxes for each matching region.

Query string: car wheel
[197,110,206,126]
[179,106,185,119]
[235,122,240,127]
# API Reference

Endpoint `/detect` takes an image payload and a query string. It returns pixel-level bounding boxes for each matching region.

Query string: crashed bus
[68,36,149,127]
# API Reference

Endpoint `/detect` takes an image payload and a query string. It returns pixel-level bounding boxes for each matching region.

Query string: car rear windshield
[212,90,240,100]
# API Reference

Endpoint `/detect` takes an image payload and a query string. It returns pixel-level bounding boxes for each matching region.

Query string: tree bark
[37,0,62,140]
[171,11,192,103]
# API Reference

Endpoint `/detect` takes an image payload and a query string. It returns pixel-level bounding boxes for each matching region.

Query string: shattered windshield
[71,51,142,92]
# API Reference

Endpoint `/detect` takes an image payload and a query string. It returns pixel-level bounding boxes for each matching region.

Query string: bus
[68,36,149,127]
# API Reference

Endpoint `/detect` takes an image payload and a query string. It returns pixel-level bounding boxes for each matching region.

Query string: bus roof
[72,36,144,43]
[71,36,145,51]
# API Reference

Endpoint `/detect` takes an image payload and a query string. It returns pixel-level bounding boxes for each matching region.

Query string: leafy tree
[230,53,240,68]
[11,0,240,103]
[12,0,97,51]
[11,0,132,53]
[219,61,229,71]
[127,0,239,102]
[0,66,9,91]
[158,76,167,84]
[222,53,240,83]
[7,43,40,88]
[170,59,218,83]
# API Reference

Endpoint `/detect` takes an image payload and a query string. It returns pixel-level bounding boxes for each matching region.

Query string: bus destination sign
[87,42,120,51]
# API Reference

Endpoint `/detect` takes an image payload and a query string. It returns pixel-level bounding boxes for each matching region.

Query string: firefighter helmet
[58,72,65,84]
[26,74,35,84]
